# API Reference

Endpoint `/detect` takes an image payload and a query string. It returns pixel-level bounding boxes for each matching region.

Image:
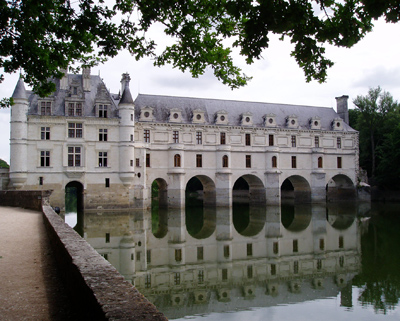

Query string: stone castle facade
[8,69,361,210]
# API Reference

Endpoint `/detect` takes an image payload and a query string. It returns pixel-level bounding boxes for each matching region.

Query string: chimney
[82,67,91,92]
[120,73,131,96]
[336,95,349,124]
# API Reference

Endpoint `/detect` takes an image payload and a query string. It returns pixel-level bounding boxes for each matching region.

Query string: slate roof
[12,78,28,99]
[134,94,356,132]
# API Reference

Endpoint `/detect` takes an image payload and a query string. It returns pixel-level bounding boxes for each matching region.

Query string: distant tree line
[349,87,400,189]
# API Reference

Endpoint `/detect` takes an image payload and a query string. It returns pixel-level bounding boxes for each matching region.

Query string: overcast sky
[1,18,399,163]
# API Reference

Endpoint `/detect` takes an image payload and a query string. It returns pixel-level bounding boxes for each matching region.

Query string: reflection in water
[79,202,400,320]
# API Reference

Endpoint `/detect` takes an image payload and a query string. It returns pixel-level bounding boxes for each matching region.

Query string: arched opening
[65,181,84,236]
[151,178,168,209]
[281,203,312,232]
[185,176,216,239]
[326,175,356,202]
[318,157,323,168]
[281,176,311,204]
[151,178,168,238]
[174,154,181,167]
[222,155,228,168]
[233,175,266,206]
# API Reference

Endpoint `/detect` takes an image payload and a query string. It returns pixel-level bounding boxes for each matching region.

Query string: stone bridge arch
[281,175,311,203]
[326,174,356,202]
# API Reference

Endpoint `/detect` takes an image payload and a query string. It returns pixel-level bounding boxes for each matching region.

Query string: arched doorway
[326,175,356,202]
[281,176,311,203]
[65,181,84,236]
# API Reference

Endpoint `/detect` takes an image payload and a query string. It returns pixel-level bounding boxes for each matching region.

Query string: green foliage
[353,212,400,313]
[0,158,9,168]
[352,87,400,187]
[1,0,399,98]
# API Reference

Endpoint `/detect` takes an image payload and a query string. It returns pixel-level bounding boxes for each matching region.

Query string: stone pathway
[0,206,79,320]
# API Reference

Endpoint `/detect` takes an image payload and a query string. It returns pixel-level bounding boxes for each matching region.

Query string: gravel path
[0,207,79,320]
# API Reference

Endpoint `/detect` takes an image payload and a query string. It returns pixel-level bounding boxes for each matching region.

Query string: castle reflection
[83,203,365,319]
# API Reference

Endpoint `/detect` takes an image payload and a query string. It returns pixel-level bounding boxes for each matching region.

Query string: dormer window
[192,109,205,124]
[332,118,343,131]
[310,116,321,130]
[241,112,253,126]
[215,110,229,125]
[139,107,155,122]
[40,101,52,116]
[169,108,183,123]
[286,115,298,129]
[264,114,276,127]
[67,102,82,116]
[72,87,78,95]
[98,104,108,118]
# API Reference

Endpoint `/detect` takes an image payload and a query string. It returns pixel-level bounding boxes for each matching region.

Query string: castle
[8,69,362,210]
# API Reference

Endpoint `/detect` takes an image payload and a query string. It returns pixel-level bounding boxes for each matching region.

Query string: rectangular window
[197,247,204,261]
[136,158,140,167]
[294,261,299,274]
[222,268,228,281]
[220,132,226,145]
[105,178,110,188]
[67,102,82,116]
[271,264,276,275]
[198,270,204,284]
[245,133,251,146]
[131,114,133,121]
[68,147,81,167]
[339,236,344,248]
[99,152,108,167]
[291,156,297,168]
[291,135,296,147]
[137,251,141,261]
[130,134,133,142]
[293,239,298,253]
[196,131,202,144]
[144,129,150,143]
[39,177,43,186]
[105,233,110,243]
[269,134,274,146]
[273,242,279,254]
[146,154,150,167]
[224,245,230,258]
[272,156,277,168]
[319,238,325,251]
[40,101,51,115]
[147,250,151,264]
[339,256,344,267]
[247,243,253,256]
[246,155,251,168]
[174,273,181,285]
[68,123,82,138]
[315,136,319,148]
[196,154,202,168]
[175,249,182,262]
[41,127,50,140]
[130,160,133,167]
[103,253,108,260]
[40,151,50,167]
[99,129,108,141]
[337,157,342,169]
[173,130,179,143]
[247,265,253,279]
[98,104,108,118]
[317,259,322,270]
[145,274,151,288]
[337,137,342,148]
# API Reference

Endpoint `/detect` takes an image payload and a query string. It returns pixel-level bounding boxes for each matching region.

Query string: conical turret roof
[12,77,28,99]
[119,82,134,105]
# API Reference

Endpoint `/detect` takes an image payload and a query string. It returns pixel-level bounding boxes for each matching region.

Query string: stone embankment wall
[42,206,168,320]
[0,190,51,211]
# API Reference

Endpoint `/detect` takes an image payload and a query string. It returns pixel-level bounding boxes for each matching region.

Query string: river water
[65,202,400,320]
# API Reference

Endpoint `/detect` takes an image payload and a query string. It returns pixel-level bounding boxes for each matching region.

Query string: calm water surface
[66,202,400,320]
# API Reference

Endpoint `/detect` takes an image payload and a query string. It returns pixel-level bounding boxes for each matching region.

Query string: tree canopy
[350,87,400,188]
[1,0,399,107]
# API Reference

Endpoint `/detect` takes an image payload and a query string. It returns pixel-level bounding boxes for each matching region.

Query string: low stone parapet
[42,206,167,320]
